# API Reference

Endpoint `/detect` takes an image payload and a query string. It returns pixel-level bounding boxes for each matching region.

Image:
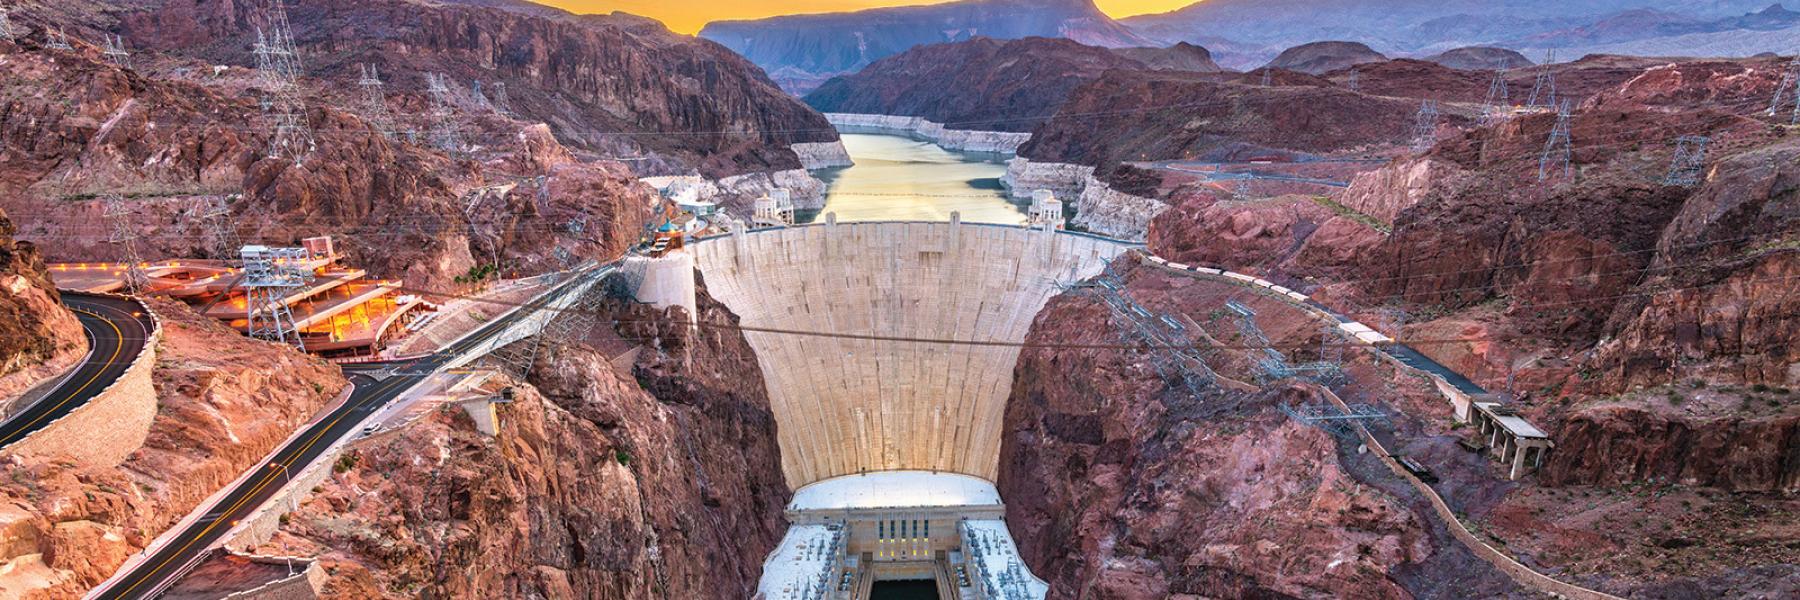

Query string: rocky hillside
[258,286,789,599]
[1423,46,1535,71]
[0,2,685,289]
[1265,41,1389,75]
[0,208,85,406]
[113,0,836,177]
[0,300,347,598]
[700,0,1152,94]
[1018,70,1442,170]
[805,37,1175,133]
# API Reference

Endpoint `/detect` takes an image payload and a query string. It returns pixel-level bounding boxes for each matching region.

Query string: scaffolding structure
[356,63,396,138]
[1280,401,1388,438]
[488,281,604,377]
[252,0,313,161]
[1224,300,1344,386]
[1065,269,1220,400]
[424,72,464,153]
[1663,135,1710,187]
[240,245,313,348]
[103,198,150,294]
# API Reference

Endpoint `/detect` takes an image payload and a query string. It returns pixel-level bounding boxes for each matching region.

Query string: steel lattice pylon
[1065,263,1221,401]
[252,0,314,162]
[102,34,130,69]
[1482,61,1510,123]
[1410,99,1440,152]
[1769,56,1800,124]
[240,245,313,349]
[45,27,72,51]
[1526,49,1557,109]
[103,198,150,294]
[0,7,14,43]
[1663,135,1710,187]
[1280,402,1388,438]
[425,72,465,153]
[356,63,396,138]
[1538,100,1573,182]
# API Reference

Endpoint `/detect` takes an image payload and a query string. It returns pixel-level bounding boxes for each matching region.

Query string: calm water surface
[806,134,1029,225]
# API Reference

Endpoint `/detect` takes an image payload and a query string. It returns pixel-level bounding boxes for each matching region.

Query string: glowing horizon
[531,1,1196,35]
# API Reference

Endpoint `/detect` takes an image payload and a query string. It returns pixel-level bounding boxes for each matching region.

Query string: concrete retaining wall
[222,556,325,600]
[0,296,160,468]
[694,222,1132,487]
[824,113,1031,154]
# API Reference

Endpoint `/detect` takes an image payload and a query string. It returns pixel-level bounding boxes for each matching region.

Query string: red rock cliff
[0,208,86,405]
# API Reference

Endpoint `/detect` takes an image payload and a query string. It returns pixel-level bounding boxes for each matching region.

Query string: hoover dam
[685,216,1131,597]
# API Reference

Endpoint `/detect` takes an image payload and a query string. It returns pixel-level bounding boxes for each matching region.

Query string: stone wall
[824,113,1032,154]
[0,298,160,468]
[1072,174,1166,241]
[791,141,854,170]
[693,222,1132,486]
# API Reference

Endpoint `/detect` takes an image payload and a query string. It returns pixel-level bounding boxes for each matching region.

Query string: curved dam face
[692,221,1131,487]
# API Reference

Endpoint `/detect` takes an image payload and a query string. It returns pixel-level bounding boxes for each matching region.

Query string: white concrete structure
[694,221,1132,486]
[1027,190,1063,230]
[789,471,1003,512]
[627,250,698,324]
[754,189,797,228]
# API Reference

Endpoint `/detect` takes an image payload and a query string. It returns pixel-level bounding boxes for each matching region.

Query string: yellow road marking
[115,373,414,597]
[0,307,124,446]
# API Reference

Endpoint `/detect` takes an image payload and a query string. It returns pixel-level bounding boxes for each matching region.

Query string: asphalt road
[0,293,157,448]
[91,268,599,600]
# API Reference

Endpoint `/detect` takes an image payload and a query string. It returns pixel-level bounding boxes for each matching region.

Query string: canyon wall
[0,301,346,598]
[257,288,789,599]
[825,114,1032,154]
[791,141,854,170]
[0,208,86,407]
[692,222,1131,486]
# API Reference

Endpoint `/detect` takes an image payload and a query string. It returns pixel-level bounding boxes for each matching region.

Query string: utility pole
[425,72,464,153]
[45,27,72,51]
[1411,100,1440,152]
[1538,100,1573,182]
[1663,135,1710,187]
[253,0,313,162]
[356,63,396,137]
[103,196,150,294]
[1526,49,1556,109]
[240,245,312,349]
[102,34,130,69]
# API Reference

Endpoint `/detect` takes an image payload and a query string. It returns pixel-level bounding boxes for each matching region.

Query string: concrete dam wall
[693,221,1131,486]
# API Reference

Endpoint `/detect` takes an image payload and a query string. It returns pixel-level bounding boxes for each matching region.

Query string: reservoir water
[806,133,1029,225]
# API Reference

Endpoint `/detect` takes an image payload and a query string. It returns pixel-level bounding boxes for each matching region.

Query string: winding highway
[0,293,156,448]
[88,267,604,600]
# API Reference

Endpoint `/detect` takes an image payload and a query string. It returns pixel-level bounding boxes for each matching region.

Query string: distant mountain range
[697,0,1800,90]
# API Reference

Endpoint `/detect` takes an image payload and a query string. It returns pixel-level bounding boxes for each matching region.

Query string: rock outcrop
[1422,46,1534,71]
[0,301,346,598]
[258,287,789,599]
[1071,175,1165,240]
[701,0,1152,94]
[0,208,85,407]
[1265,41,1389,75]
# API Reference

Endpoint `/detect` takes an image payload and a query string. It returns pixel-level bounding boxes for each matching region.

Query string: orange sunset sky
[531,1,1196,35]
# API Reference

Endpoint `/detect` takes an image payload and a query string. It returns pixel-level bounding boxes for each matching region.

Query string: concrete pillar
[633,249,698,325]
[1509,442,1530,480]
[460,398,499,436]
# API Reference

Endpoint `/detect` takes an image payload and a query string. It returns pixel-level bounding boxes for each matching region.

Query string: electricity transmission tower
[102,34,130,69]
[1481,63,1510,124]
[1233,178,1252,201]
[425,72,464,153]
[356,63,396,137]
[252,0,314,161]
[1410,100,1439,152]
[1526,49,1557,109]
[1261,69,1272,87]
[1768,56,1800,124]
[1346,69,1359,91]
[1663,135,1710,187]
[1538,101,1573,181]
[241,245,312,348]
[490,82,511,116]
[470,81,492,111]
[0,7,14,43]
[103,197,150,294]
[45,27,72,51]
[194,196,239,262]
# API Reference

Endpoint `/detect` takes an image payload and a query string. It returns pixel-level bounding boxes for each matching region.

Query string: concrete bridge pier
[630,250,698,325]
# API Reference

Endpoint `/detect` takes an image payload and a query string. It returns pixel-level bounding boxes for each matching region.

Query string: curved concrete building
[693,220,1131,486]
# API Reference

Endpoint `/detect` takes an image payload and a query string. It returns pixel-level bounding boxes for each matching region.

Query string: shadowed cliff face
[700,0,1152,94]
[257,286,790,599]
[0,208,86,404]
[117,0,835,177]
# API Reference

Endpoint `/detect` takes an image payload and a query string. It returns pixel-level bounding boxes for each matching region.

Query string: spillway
[692,220,1131,487]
